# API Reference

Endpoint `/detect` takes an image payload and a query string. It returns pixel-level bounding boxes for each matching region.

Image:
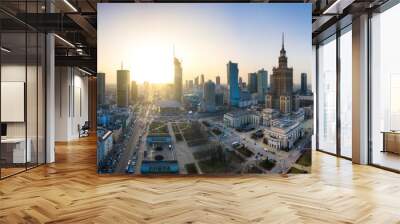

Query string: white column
[45,1,56,163]
[352,14,369,164]
[46,33,55,163]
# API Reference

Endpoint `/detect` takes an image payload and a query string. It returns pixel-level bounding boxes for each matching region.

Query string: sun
[128,42,175,84]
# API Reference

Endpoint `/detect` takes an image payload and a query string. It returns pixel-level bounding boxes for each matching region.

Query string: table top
[1,138,30,143]
[381,130,400,135]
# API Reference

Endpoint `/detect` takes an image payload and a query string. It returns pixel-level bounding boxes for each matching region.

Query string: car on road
[232,142,240,148]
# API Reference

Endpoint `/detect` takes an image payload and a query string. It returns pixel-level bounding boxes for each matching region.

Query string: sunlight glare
[129,42,174,84]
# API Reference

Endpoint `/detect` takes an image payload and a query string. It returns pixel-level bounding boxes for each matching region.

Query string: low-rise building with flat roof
[264,119,304,151]
[223,110,260,129]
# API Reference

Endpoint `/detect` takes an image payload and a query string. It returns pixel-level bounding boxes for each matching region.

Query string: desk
[1,138,31,163]
[382,131,400,154]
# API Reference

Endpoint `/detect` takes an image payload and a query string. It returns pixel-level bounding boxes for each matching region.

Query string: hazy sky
[98,3,311,85]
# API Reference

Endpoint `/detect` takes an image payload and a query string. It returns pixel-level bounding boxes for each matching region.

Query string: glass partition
[0,2,46,179]
[1,31,28,177]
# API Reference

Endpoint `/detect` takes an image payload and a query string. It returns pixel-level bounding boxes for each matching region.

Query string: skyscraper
[239,77,243,88]
[117,66,130,107]
[194,76,199,88]
[227,61,240,106]
[257,68,268,102]
[267,33,293,113]
[188,80,194,89]
[248,72,258,93]
[301,73,307,93]
[200,74,205,86]
[174,57,183,102]
[130,80,138,104]
[203,80,216,112]
[97,73,105,105]
[216,76,220,85]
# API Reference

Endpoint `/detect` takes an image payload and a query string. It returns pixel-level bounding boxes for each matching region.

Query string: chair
[79,121,90,138]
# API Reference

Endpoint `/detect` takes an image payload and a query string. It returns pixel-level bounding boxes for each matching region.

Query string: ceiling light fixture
[63,0,78,12]
[78,67,93,76]
[1,47,11,53]
[54,34,75,48]
[323,0,355,15]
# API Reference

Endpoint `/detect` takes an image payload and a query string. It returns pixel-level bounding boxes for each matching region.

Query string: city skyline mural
[97,3,313,175]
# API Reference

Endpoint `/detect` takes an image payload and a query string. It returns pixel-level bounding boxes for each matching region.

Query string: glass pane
[318,36,337,154]
[27,31,38,169]
[371,4,400,171]
[340,29,352,158]
[1,31,27,177]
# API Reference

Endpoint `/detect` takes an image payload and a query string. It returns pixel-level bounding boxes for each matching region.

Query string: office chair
[79,121,90,138]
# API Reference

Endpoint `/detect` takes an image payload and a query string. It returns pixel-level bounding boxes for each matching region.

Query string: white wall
[55,67,89,141]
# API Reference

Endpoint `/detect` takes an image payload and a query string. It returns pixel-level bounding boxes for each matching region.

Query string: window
[339,27,352,158]
[317,35,337,154]
[370,3,400,171]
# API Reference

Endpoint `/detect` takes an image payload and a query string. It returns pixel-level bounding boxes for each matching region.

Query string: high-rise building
[188,80,194,90]
[202,80,216,112]
[227,61,240,106]
[301,73,307,93]
[200,74,205,86]
[216,76,220,85]
[215,93,224,106]
[239,77,243,88]
[174,57,183,102]
[267,33,293,113]
[97,73,105,105]
[248,72,258,93]
[257,69,268,102]
[130,80,138,104]
[194,76,199,87]
[117,67,130,107]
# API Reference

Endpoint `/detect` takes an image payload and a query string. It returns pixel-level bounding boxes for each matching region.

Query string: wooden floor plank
[0,136,399,224]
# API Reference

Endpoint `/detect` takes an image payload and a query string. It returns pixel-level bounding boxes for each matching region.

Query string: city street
[114,104,152,173]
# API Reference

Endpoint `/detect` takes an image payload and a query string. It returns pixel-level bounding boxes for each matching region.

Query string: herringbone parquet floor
[1,136,400,224]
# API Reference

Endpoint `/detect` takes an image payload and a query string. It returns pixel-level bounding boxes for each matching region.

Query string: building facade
[117,68,130,107]
[248,72,258,93]
[257,68,268,102]
[202,80,216,112]
[301,73,307,94]
[264,120,303,151]
[97,72,105,105]
[267,33,293,113]
[130,80,138,104]
[174,57,183,102]
[223,110,260,129]
[227,61,240,107]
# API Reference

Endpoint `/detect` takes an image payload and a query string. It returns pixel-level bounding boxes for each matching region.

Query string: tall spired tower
[266,33,293,114]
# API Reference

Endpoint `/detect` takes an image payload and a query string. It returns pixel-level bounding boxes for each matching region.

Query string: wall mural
[97,3,313,175]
